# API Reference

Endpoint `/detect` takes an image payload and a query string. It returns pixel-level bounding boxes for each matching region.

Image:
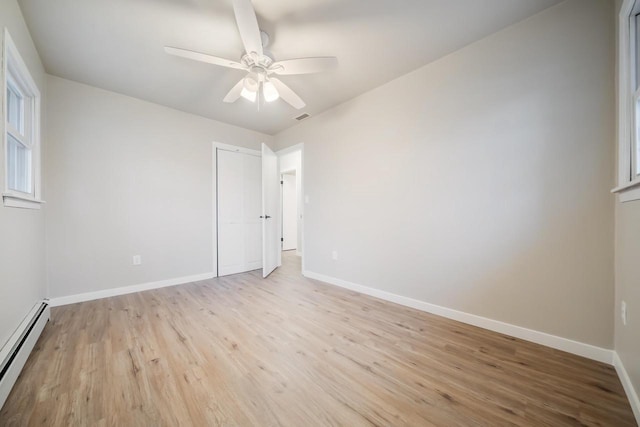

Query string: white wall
[615,202,640,408]
[45,76,272,299]
[0,0,47,350]
[275,0,615,348]
[614,0,640,409]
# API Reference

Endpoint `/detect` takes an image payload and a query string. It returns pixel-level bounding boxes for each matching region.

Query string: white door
[262,143,279,277]
[282,173,297,251]
[217,149,262,276]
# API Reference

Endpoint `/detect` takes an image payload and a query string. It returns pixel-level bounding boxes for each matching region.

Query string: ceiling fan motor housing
[241,52,273,70]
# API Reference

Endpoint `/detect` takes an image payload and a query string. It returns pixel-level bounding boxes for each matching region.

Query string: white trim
[300,144,305,265]
[2,192,45,209]
[619,185,640,202]
[48,272,215,307]
[611,174,640,202]
[0,302,42,369]
[212,144,218,277]
[212,141,260,156]
[612,175,640,193]
[3,28,42,204]
[613,352,640,424]
[0,302,49,409]
[302,270,614,364]
[2,195,42,209]
[6,123,27,146]
[276,143,304,156]
[2,30,40,99]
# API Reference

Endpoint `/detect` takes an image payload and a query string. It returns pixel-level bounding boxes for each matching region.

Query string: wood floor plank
[0,252,636,426]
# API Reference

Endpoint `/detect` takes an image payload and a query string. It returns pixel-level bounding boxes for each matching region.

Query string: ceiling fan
[164,0,338,110]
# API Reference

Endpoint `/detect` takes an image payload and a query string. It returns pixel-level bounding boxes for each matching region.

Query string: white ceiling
[19,0,562,135]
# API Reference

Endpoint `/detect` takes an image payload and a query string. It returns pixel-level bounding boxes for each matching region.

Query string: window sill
[2,193,45,209]
[611,178,640,202]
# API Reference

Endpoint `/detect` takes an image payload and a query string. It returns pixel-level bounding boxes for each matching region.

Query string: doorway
[214,142,283,279]
[277,144,303,272]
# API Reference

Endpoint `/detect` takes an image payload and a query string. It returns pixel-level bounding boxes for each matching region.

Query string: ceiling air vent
[295,113,310,121]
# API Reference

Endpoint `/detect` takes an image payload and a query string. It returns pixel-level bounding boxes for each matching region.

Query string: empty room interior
[1,0,640,425]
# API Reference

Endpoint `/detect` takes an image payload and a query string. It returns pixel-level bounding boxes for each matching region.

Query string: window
[633,11,640,177]
[3,29,42,209]
[615,1,640,201]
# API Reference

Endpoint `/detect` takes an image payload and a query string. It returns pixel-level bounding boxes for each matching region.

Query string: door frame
[212,142,261,277]
[276,143,305,272]
[280,170,297,252]
[261,143,280,278]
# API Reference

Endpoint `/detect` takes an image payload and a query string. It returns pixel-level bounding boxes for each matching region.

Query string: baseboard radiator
[0,301,50,409]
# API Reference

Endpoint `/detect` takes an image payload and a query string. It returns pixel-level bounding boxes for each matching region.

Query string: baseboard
[0,301,50,409]
[303,270,613,365]
[48,272,215,307]
[614,352,640,424]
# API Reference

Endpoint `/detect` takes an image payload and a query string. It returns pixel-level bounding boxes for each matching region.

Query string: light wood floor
[1,252,636,426]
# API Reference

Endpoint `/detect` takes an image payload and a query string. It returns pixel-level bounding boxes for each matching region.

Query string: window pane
[6,83,23,133]
[7,133,32,193]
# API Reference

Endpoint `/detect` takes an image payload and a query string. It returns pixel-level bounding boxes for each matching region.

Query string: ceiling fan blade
[223,78,246,103]
[269,78,306,109]
[232,0,263,56]
[165,46,245,70]
[270,57,338,75]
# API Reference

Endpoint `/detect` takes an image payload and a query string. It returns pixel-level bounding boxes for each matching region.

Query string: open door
[262,143,279,278]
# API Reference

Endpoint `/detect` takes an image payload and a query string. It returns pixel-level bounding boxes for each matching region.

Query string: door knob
[260,215,272,219]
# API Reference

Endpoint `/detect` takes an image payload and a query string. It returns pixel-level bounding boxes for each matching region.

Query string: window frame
[2,28,43,209]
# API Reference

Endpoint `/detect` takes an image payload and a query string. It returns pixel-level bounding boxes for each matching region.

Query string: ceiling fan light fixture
[243,72,259,92]
[241,87,257,102]
[263,80,279,102]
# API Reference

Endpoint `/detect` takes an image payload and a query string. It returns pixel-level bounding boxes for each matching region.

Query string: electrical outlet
[133,255,142,266]
[332,250,338,261]
[621,301,627,326]
[305,195,310,204]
